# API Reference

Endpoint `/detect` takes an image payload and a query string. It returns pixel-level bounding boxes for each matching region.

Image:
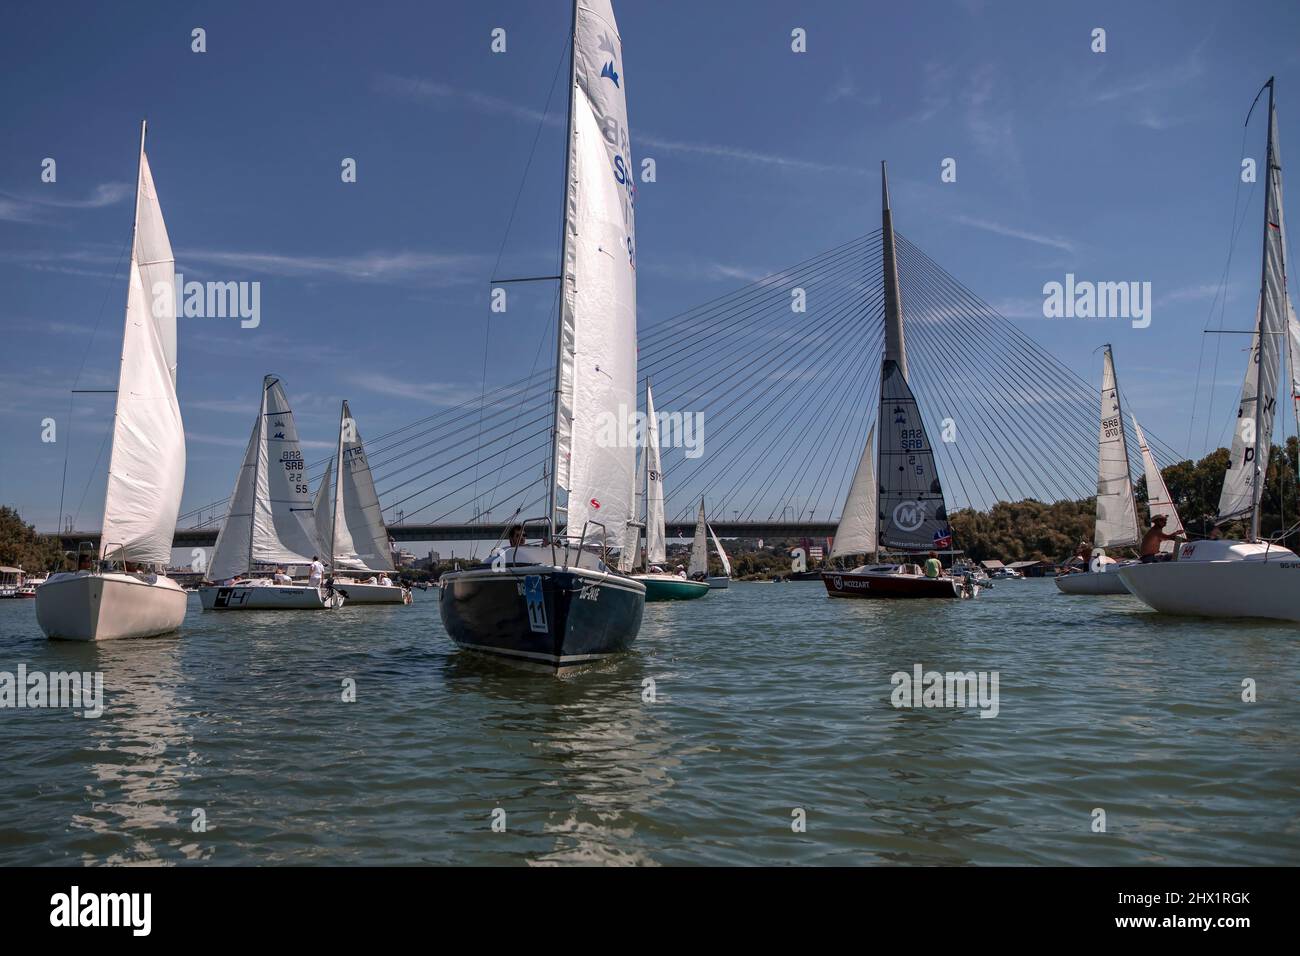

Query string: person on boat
[273,567,292,585]
[378,573,392,587]
[923,551,942,579]
[309,556,324,587]
[508,524,526,548]
[76,553,92,572]
[1139,515,1183,563]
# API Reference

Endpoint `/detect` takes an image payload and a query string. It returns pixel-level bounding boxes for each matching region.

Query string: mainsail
[1219,86,1288,529]
[1290,301,1300,455]
[322,401,394,572]
[830,423,876,558]
[687,500,708,577]
[1133,416,1184,553]
[1095,346,1140,548]
[878,363,951,552]
[707,524,732,577]
[644,381,665,565]
[208,376,320,580]
[100,125,184,566]
[551,0,638,549]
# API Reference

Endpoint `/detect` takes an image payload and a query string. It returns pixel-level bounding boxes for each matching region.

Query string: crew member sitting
[923,551,942,579]
[1139,515,1183,563]
[273,567,292,585]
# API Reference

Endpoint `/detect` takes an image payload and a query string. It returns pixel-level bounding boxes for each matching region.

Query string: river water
[1,578,1296,865]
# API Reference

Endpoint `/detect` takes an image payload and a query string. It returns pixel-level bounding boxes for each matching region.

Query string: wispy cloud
[1087,47,1206,105]
[952,214,1078,253]
[179,248,487,285]
[962,64,1022,182]
[349,371,474,405]
[0,182,131,222]
[376,73,870,176]
[824,67,881,108]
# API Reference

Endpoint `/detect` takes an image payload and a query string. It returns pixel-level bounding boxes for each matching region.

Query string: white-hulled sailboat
[628,382,709,600]
[37,122,188,641]
[315,400,410,605]
[1120,77,1300,621]
[1056,345,1146,594]
[438,0,646,670]
[821,164,978,600]
[197,375,342,610]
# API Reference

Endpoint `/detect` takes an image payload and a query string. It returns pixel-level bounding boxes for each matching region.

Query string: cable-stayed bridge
[62,229,1185,551]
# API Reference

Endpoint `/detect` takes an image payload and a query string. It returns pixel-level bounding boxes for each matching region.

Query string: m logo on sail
[893,500,926,532]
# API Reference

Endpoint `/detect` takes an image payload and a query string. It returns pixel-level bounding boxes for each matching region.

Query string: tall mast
[1250,77,1277,543]
[881,161,909,381]
[547,0,581,538]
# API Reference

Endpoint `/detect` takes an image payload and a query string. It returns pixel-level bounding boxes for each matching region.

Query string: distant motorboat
[36,122,188,641]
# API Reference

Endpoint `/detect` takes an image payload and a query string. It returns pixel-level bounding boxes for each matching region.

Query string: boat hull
[197,583,342,610]
[1054,570,1131,595]
[1117,543,1300,621]
[332,581,410,605]
[36,572,187,641]
[706,576,729,589]
[822,570,968,599]
[634,574,710,601]
[439,565,645,672]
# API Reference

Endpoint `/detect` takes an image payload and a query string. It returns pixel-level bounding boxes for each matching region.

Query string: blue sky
[3,0,1299,535]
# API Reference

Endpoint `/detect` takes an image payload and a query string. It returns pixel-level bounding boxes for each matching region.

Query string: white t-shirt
[309,560,324,583]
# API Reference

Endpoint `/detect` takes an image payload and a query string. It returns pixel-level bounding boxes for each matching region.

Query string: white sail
[99,257,185,566]
[552,0,638,549]
[1095,347,1140,548]
[312,456,335,560]
[688,500,708,577]
[1219,100,1287,524]
[830,423,876,558]
[707,524,732,576]
[208,376,319,580]
[134,148,176,387]
[644,381,665,564]
[1132,417,1183,553]
[617,442,641,573]
[329,401,394,572]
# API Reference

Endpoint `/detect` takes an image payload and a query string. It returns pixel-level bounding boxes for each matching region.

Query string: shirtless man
[1139,515,1183,563]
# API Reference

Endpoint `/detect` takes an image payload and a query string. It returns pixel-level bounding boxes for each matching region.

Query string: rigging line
[799,344,878,522]
[646,256,885,420]
[58,222,134,532]
[898,237,1173,475]
[765,313,879,522]
[420,452,550,525]
[376,412,552,499]
[70,422,114,531]
[656,273,882,511]
[666,293,877,523]
[638,237,882,369]
[896,247,1093,501]
[389,433,552,521]
[897,249,1082,503]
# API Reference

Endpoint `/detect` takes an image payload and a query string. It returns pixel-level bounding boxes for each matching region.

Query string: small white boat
[1120,78,1300,623]
[1055,559,1132,595]
[989,567,1022,580]
[198,580,339,610]
[313,400,411,607]
[198,376,342,611]
[37,122,188,641]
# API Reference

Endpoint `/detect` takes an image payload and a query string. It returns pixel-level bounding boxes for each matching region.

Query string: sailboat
[314,401,410,605]
[438,0,647,670]
[706,523,732,588]
[37,122,188,641]
[1120,77,1300,621]
[1056,345,1152,595]
[627,383,709,600]
[821,164,978,601]
[197,375,342,610]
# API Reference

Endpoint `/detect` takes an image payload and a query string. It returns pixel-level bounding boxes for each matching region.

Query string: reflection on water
[0,582,1297,865]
